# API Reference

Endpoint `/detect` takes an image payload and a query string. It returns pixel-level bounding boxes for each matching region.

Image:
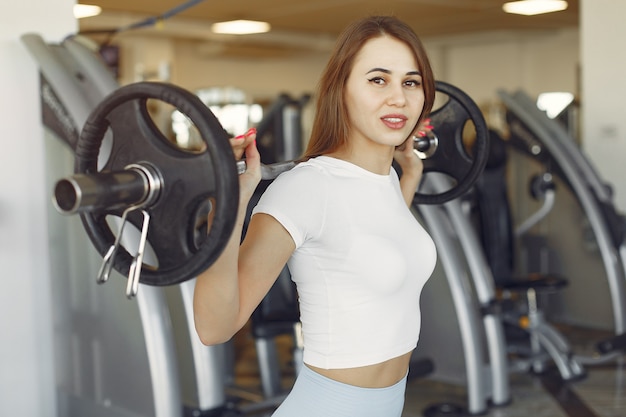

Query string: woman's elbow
[194,323,233,346]
[197,332,232,347]
[193,315,243,346]
[193,317,225,345]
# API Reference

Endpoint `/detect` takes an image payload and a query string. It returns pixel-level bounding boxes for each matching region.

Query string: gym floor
[230,324,625,417]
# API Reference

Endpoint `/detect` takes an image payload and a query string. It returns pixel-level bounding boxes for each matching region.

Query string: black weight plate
[75,82,239,286]
[413,81,489,205]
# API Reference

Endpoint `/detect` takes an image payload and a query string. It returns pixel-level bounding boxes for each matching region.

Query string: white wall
[110,28,581,109]
[172,43,329,102]
[0,1,75,416]
[425,29,579,105]
[581,0,626,212]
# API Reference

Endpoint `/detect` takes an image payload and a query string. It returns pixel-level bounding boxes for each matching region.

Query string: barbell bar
[52,80,488,296]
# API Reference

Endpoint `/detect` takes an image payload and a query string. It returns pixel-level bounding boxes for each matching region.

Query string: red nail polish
[246,127,257,136]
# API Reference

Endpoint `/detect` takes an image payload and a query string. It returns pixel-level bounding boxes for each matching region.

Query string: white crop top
[252,156,437,369]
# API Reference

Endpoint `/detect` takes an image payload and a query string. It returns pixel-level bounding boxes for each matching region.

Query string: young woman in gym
[193,15,437,417]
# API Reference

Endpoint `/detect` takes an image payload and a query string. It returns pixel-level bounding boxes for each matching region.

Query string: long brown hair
[302,15,435,160]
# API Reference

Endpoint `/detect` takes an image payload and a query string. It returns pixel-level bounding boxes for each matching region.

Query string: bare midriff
[305,351,412,388]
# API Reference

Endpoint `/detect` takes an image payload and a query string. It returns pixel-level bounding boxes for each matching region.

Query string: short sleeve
[251,164,328,249]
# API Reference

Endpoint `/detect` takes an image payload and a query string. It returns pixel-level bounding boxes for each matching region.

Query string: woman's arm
[394,138,423,207]
[193,131,295,345]
[394,119,432,206]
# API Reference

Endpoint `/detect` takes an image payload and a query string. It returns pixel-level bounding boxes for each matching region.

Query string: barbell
[52,80,488,297]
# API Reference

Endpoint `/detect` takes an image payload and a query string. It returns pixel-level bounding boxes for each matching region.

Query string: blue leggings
[271,365,407,417]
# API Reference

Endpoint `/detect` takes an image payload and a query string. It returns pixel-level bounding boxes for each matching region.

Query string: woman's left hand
[394,118,433,206]
[393,118,432,178]
[394,137,423,179]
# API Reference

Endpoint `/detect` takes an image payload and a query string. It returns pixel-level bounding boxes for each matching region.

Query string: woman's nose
[386,84,407,106]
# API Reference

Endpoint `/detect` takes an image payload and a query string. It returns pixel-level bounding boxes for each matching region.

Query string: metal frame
[499,90,626,335]
[22,33,183,417]
[417,175,511,414]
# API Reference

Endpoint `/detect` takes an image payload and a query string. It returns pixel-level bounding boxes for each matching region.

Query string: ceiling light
[503,0,568,16]
[73,4,102,19]
[211,20,271,35]
[537,92,574,118]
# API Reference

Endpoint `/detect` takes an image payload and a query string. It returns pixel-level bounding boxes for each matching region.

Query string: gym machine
[497,90,626,364]
[412,174,511,416]
[470,130,585,380]
[22,32,240,417]
[413,153,578,416]
[413,90,626,416]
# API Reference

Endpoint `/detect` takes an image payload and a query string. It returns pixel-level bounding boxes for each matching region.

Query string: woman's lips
[381,115,408,129]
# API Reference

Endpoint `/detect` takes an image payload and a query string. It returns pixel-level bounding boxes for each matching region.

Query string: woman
[194,15,437,417]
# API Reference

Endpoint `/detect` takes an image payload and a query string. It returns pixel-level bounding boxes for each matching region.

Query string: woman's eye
[405,79,421,88]
[368,77,386,85]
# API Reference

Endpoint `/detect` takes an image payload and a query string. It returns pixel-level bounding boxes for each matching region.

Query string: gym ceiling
[78,0,579,57]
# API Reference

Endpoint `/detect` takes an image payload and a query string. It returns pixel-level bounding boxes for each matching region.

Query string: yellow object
[519,316,530,329]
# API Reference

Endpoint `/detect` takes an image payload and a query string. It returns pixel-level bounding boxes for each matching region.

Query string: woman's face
[345,35,425,151]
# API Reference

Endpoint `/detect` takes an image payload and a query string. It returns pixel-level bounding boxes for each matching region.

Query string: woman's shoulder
[254,157,330,224]
[274,157,332,185]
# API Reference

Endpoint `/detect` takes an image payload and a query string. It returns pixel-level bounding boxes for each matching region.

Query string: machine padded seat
[498,272,568,292]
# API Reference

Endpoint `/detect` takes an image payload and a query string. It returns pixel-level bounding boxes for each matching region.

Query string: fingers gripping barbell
[53,81,488,297]
[414,81,489,205]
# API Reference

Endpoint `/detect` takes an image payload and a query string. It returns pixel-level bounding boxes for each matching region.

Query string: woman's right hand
[230,127,261,202]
